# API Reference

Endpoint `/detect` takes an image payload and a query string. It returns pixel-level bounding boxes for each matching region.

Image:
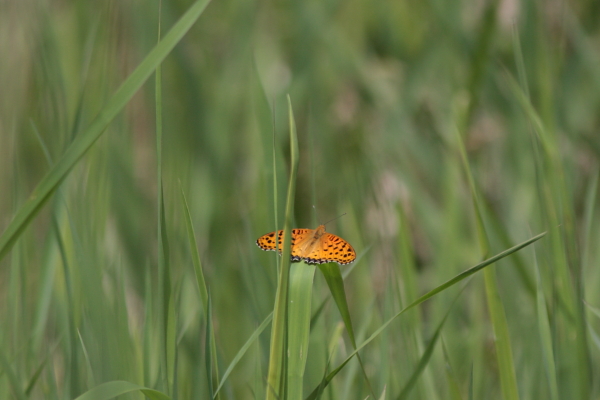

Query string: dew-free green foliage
[1,1,600,399]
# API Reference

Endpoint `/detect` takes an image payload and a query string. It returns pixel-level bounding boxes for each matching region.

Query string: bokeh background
[1,0,600,399]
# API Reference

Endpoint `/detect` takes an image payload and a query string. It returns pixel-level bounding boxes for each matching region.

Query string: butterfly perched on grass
[256,225,356,265]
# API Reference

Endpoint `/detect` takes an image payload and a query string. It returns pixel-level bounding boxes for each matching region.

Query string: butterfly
[256,225,356,265]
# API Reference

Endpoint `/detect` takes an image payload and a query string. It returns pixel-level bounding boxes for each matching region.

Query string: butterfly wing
[256,229,312,253]
[307,232,356,265]
[257,228,355,265]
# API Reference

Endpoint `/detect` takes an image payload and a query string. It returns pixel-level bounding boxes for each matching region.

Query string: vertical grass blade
[0,349,26,400]
[155,8,169,392]
[287,262,317,400]
[0,0,211,262]
[455,126,520,400]
[581,168,598,281]
[143,265,155,388]
[504,66,592,398]
[397,203,439,400]
[441,339,464,400]
[272,101,281,274]
[468,365,474,400]
[179,185,220,396]
[205,294,214,399]
[481,271,519,400]
[179,185,209,312]
[533,246,559,400]
[266,95,299,400]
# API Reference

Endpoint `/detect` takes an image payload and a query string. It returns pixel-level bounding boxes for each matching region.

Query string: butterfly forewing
[256,229,312,252]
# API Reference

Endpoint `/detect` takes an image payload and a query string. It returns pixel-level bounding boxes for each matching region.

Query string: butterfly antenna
[322,213,347,226]
[313,205,320,227]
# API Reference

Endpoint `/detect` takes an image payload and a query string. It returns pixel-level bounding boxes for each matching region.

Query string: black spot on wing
[256,240,276,251]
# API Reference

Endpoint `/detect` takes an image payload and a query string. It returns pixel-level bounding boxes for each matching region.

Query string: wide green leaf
[288,262,317,400]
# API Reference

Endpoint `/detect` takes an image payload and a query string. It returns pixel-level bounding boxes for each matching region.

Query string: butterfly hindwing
[318,233,356,265]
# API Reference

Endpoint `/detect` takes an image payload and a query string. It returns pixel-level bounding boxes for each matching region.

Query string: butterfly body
[256,225,356,265]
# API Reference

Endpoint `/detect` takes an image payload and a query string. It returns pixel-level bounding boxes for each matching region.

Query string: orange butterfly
[256,225,356,265]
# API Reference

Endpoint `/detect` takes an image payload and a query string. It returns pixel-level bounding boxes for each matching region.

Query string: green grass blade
[317,263,358,347]
[143,264,155,387]
[166,290,177,395]
[72,380,171,400]
[272,101,280,274]
[589,325,600,352]
[266,95,299,400]
[468,365,474,400]
[397,203,438,400]
[501,71,557,161]
[158,185,171,393]
[586,302,600,320]
[0,349,26,400]
[24,342,58,396]
[317,262,375,398]
[288,262,317,400]
[397,289,462,400]
[304,232,545,400]
[504,58,591,398]
[441,338,464,400]
[309,246,370,328]
[314,323,345,400]
[205,294,214,398]
[0,0,211,262]
[213,312,273,397]
[533,245,559,400]
[482,270,519,400]
[582,168,599,277]
[481,196,536,300]
[155,4,170,393]
[77,329,96,388]
[406,231,545,308]
[454,126,489,257]
[179,184,221,396]
[179,184,209,312]
[455,124,519,400]
[30,120,53,166]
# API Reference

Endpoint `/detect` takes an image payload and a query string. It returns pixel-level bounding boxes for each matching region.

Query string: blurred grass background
[1,0,600,399]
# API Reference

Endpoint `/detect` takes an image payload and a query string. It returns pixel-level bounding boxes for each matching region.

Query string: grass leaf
[0,0,211,262]
[266,95,299,400]
[73,380,171,400]
[533,245,559,400]
[305,231,545,399]
[288,262,317,400]
[397,288,462,400]
[213,312,273,397]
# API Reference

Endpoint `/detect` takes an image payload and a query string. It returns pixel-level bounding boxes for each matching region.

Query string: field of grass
[1,0,600,399]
